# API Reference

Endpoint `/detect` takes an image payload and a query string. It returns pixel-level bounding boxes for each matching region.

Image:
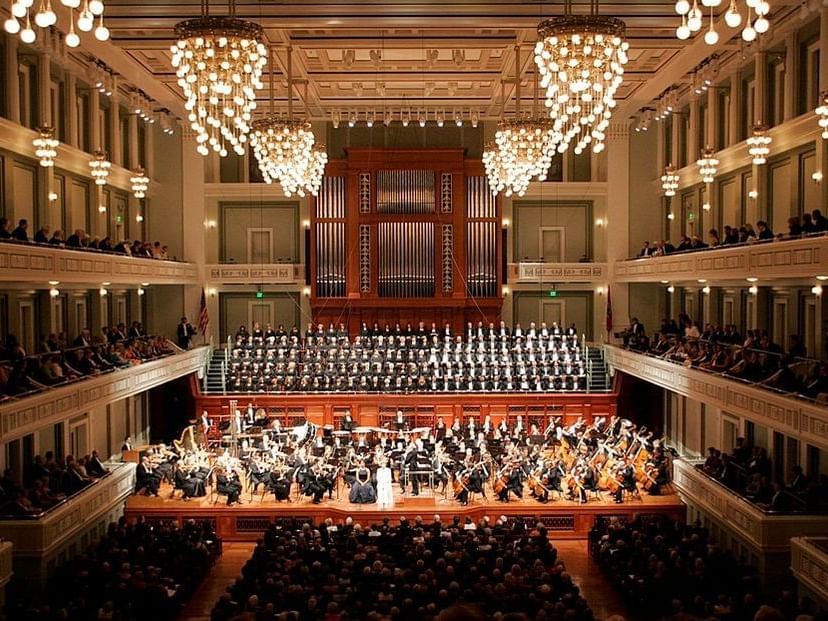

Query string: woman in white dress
[376,458,394,508]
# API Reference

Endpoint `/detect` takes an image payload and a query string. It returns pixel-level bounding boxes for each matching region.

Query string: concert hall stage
[124,482,685,541]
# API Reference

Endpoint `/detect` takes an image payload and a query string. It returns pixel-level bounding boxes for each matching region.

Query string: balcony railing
[1,463,135,558]
[205,263,304,284]
[0,240,199,285]
[790,537,828,607]
[0,346,210,445]
[615,234,828,283]
[604,345,828,451]
[508,262,608,283]
[672,459,827,551]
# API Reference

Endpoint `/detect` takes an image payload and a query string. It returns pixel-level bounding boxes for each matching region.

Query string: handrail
[0,469,114,521]
[0,235,184,262]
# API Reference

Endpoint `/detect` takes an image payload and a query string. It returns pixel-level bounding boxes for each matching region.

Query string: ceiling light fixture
[661,164,679,196]
[130,167,149,199]
[89,149,111,185]
[696,147,719,183]
[747,124,771,164]
[171,0,266,158]
[535,0,629,154]
[33,126,58,167]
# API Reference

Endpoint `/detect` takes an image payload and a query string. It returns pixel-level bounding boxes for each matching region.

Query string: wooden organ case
[311,148,503,332]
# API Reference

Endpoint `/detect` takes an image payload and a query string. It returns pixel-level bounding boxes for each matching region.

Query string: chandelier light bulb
[687,2,703,30]
[701,0,721,5]
[675,0,691,14]
[676,16,691,39]
[11,2,27,18]
[704,24,719,44]
[34,10,52,29]
[77,8,93,31]
[94,18,109,40]
[65,15,80,47]
[746,0,759,7]
[88,0,103,14]
[20,12,36,43]
[61,0,81,7]
[725,1,742,27]
[4,17,21,33]
[754,16,769,32]
[742,23,757,41]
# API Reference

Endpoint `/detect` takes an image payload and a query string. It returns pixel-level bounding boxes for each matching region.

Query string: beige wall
[628,126,661,257]
[513,200,592,262]
[512,291,593,339]
[219,292,301,340]
[220,202,299,264]
[149,125,184,260]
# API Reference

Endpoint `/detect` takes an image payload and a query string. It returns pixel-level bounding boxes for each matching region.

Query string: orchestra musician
[216,466,243,505]
[614,457,638,503]
[135,457,161,496]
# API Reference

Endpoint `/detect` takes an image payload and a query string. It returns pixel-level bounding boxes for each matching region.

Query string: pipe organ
[311,149,502,332]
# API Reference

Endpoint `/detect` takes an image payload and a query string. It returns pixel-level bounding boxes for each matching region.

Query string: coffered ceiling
[92,0,801,122]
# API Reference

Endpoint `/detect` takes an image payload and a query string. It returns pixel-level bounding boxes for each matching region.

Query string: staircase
[586,346,612,392]
[204,348,227,393]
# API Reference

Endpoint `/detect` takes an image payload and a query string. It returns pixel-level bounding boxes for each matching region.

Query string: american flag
[605,287,613,337]
[197,289,209,336]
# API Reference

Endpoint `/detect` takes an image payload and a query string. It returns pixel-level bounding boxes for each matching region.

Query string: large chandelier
[747,124,771,164]
[674,0,770,44]
[171,2,267,158]
[4,0,110,46]
[483,118,555,197]
[250,47,327,197]
[534,5,629,155]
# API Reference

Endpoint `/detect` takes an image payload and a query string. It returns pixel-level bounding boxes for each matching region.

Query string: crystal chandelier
[534,1,629,155]
[130,168,149,199]
[661,165,679,197]
[696,148,719,183]
[746,124,771,164]
[250,47,327,197]
[89,150,111,185]
[817,91,828,139]
[484,45,556,197]
[33,126,59,167]
[674,0,770,44]
[4,0,110,46]
[171,1,267,158]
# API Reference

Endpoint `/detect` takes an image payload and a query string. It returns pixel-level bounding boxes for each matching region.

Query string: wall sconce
[748,189,758,199]
[502,218,511,228]
[748,285,759,295]
[48,192,59,202]
[667,285,675,293]
[701,285,711,295]
[136,214,144,223]
[702,202,711,211]
[812,171,823,183]
[667,212,675,220]
[204,219,217,229]
[302,220,311,229]
[137,287,145,296]
[595,286,605,296]
[303,286,311,297]
[207,287,218,297]
[99,287,108,297]
[98,205,107,214]
[502,285,510,296]
[594,218,605,227]
[812,284,823,296]
[49,287,60,298]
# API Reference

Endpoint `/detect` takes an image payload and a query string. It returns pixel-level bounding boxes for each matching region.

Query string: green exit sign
[255,291,264,299]
[548,290,558,298]
[115,215,123,224]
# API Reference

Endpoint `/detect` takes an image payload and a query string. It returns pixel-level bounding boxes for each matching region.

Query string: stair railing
[220,361,227,395]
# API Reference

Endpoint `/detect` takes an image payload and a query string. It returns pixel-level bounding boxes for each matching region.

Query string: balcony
[790,537,828,607]
[672,459,827,552]
[0,346,210,444]
[614,235,828,284]
[603,345,828,451]
[2,463,135,567]
[205,263,304,285]
[0,241,200,285]
[508,262,608,284]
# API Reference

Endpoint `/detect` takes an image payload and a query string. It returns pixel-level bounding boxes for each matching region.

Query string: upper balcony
[205,263,304,285]
[790,537,828,608]
[508,262,608,284]
[672,459,827,552]
[0,240,200,286]
[0,345,210,444]
[614,234,828,284]
[1,463,135,562]
[604,345,828,452]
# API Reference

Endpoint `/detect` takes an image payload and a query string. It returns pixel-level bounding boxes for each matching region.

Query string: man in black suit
[177,317,196,349]
[0,217,10,239]
[86,450,108,477]
[11,219,29,241]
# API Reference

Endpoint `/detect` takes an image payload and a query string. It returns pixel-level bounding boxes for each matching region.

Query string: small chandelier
[171,1,267,158]
[33,126,59,167]
[661,165,679,197]
[674,0,770,44]
[483,118,555,197]
[747,124,771,165]
[4,0,110,46]
[696,148,719,183]
[130,167,149,199]
[817,91,828,139]
[534,2,629,154]
[89,150,111,185]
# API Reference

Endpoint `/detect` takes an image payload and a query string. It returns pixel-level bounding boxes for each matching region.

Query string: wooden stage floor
[125,481,686,540]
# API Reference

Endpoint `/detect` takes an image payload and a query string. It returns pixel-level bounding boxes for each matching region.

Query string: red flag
[605,288,613,335]
[197,289,209,336]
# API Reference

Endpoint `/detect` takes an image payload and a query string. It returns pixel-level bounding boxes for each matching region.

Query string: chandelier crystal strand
[747,124,771,164]
[817,91,828,139]
[171,5,267,158]
[661,165,679,196]
[534,12,629,155]
[4,0,109,44]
